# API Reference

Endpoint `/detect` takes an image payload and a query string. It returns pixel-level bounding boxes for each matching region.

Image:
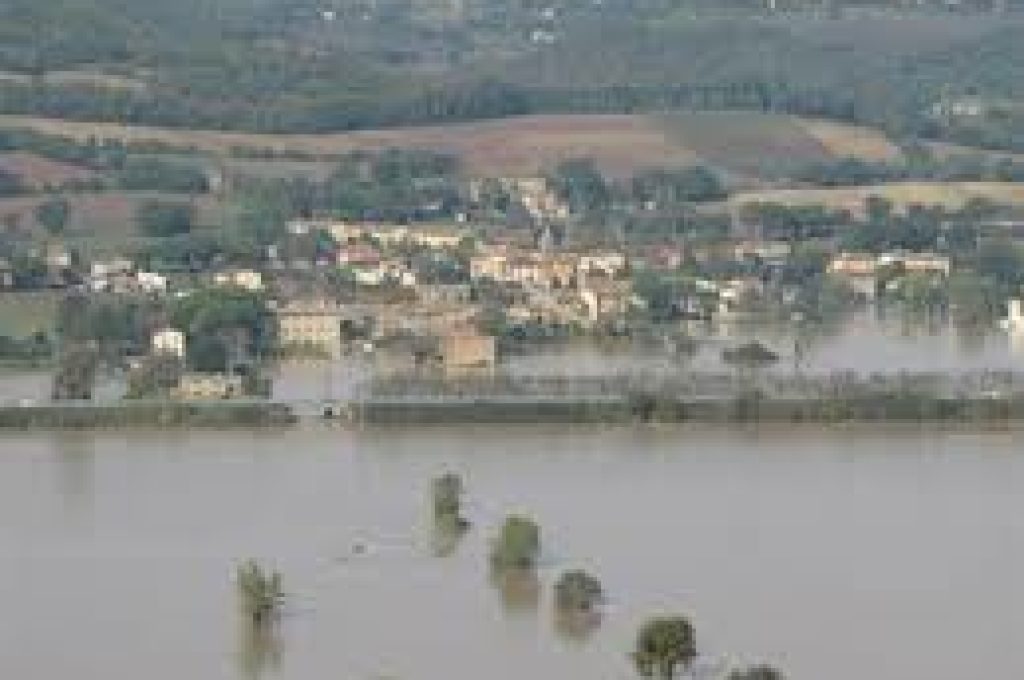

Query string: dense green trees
[630,166,726,205]
[56,292,159,356]
[3,2,1024,160]
[117,157,209,193]
[35,196,69,235]
[136,200,195,238]
[169,287,273,367]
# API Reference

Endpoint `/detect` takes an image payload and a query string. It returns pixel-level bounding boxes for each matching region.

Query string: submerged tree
[430,472,470,556]
[490,515,541,570]
[553,569,605,642]
[632,615,697,680]
[721,341,780,368]
[432,472,469,527]
[51,343,98,400]
[236,560,285,625]
[554,569,604,613]
[489,515,542,612]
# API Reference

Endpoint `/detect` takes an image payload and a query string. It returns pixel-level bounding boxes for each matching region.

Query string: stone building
[274,298,344,358]
[441,329,496,373]
[172,373,244,400]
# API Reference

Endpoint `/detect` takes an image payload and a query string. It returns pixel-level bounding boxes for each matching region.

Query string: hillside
[0,112,902,179]
[2,0,1024,152]
[725,181,1024,216]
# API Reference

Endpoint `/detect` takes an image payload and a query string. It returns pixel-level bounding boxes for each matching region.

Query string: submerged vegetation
[430,471,470,556]
[235,560,285,626]
[554,570,604,613]
[632,615,698,680]
[431,472,469,530]
[490,515,542,571]
[722,342,781,367]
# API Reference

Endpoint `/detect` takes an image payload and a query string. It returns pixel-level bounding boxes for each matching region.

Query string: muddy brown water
[1,425,1022,680]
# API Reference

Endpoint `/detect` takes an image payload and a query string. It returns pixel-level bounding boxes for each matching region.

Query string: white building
[1008,298,1024,330]
[91,258,134,278]
[151,328,187,358]
[213,269,263,292]
[136,271,168,293]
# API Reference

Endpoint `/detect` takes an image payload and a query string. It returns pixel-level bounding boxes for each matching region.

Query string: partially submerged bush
[490,515,541,570]
[236,560,284,625]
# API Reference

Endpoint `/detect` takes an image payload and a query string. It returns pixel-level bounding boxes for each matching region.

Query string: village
[2,165,1024,406]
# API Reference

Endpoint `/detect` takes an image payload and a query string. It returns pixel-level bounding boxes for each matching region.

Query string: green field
[0,291,60,337]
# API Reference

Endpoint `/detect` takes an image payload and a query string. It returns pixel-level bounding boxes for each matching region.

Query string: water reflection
[430,519,468,558]
[1009,328,1024,356]
[236,619,284,680]
[490,568,540,614]
[553,609,602,644]
[51,433,95,513]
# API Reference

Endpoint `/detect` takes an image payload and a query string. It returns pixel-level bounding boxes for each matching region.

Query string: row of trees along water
[234,472,786,679]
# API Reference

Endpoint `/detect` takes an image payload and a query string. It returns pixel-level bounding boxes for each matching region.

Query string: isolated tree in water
[432,472,469,529]
[430,472,470,556]
[554,569,604,613]
[632,615,697,679]
[490,515,541,570]
[236,560,284,625]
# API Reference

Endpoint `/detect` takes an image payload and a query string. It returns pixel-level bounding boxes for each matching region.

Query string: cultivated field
[794,118,902,162]
[726,182,1024,216]
[0,152,98,189]
[0,112,905,179]
[0,192,226,250]
[658,112,832,176]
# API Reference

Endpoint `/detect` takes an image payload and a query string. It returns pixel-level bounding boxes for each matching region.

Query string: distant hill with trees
[3,1,1024,153]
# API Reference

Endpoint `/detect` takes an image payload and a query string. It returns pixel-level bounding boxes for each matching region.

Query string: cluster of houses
[826,251,952,299]
[15,171,1024,401]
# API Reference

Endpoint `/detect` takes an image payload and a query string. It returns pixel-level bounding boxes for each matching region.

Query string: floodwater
[2,426,1022,680]
[506,310,1024,377]
[3,311,1022,404]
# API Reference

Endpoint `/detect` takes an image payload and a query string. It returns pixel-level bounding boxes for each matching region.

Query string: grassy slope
[0,111,903,179]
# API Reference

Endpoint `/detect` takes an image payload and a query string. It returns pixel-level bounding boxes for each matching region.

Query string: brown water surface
[2,426,1022,680]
